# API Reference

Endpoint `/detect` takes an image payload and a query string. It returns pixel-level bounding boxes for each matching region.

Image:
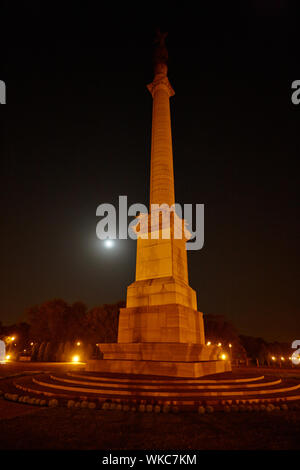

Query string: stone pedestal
[117,303,204,344]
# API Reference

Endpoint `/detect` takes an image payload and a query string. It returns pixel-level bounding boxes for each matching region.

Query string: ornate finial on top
[153,30,168,74]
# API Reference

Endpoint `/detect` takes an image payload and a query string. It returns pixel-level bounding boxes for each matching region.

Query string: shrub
[266,404,275,412]
[48,399,58,407]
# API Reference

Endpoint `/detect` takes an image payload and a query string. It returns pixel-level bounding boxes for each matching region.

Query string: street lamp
[228,343,233,361]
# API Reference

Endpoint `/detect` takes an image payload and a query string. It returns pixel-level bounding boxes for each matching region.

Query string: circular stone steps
[7,370,300,409]
[66,371,266,385]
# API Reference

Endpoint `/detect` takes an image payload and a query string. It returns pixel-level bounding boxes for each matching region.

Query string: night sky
[1,2,299,342]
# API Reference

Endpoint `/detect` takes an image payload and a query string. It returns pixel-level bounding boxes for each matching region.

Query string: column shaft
[150,86,175,207]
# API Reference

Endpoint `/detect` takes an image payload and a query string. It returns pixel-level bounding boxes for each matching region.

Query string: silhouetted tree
[55,342,65,362]
[37,342,46,361]
[62,341,72,362]
[31,343,39,361]
[43,342,52,361]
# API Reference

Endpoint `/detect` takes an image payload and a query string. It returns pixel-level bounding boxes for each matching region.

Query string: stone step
[27,375,300,398]
[52,374,281,390]
[11,374,300,407]
[67,371,265,385]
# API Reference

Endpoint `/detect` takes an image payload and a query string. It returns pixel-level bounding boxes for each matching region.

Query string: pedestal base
[88,342,231,378]
[86,357,231,378]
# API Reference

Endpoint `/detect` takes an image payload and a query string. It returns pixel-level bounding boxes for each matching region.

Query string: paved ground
[0,362,299,450]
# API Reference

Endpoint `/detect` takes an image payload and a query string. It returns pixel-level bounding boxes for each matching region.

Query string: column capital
[147,74,175,98]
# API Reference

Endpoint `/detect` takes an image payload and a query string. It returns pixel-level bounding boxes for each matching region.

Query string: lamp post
[228,343,232,363]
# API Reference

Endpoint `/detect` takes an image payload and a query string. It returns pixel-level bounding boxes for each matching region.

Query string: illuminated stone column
[88,32,231,377]
[148,63,175,208]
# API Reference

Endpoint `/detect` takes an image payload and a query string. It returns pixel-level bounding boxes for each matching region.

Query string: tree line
[0,300,293,366]
[0,299,124,362]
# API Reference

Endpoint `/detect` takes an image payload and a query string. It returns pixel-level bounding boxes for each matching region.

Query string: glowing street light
[217,342,222,347]
[271,356,276,361]
[72,355,80,363]
[206,341,211,346]
[229,343,232,348]
[76,342,81,346]
[281,357,285,361]
[220,353,227,360]
[5,355,11,361]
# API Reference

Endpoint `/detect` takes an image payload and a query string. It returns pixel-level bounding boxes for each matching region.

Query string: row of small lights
[206,341,232,348]
[271,356,294,362]
[206,342,298,363]
[5,338,296,363]
[4,339,298,365]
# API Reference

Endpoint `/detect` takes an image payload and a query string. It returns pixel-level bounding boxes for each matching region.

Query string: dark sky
[1,2,299,342]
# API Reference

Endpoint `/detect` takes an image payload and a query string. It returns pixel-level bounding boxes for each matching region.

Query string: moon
[104,239,114,249]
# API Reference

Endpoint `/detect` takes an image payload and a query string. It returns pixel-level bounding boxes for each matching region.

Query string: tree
[84,301,125,345]
[67,301,88,342]
[239,336,270,366]
[55,342,65,362]
[37,342,47,362]
[62,341,72,362]
[43,342,52,361]
[31,343,39,361]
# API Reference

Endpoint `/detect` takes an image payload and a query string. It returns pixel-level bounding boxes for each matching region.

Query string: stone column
[147,63,175,208]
